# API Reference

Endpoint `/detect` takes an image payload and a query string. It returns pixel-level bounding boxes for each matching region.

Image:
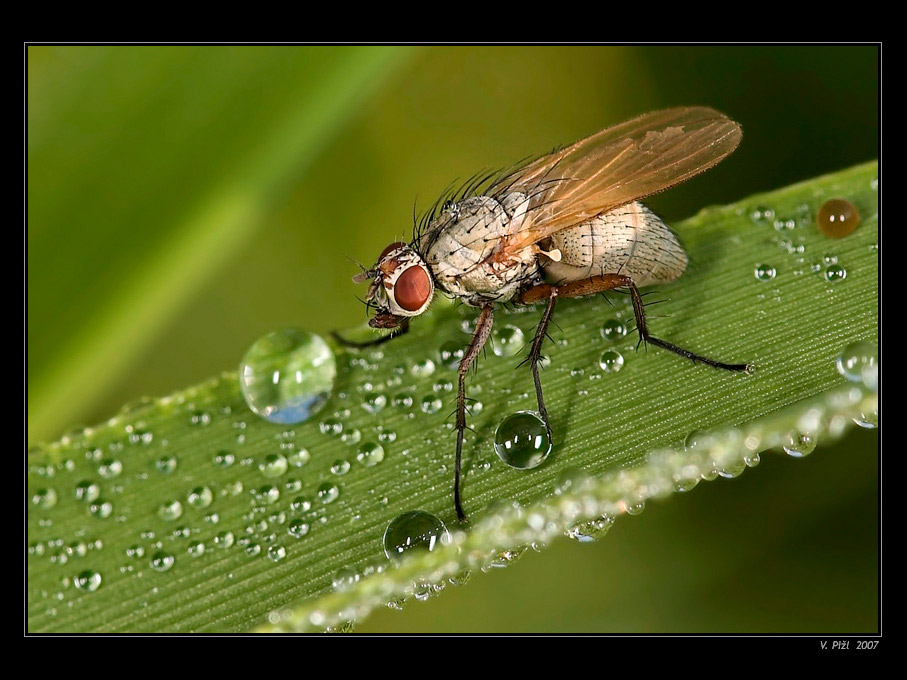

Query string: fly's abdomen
[542,202,687,287]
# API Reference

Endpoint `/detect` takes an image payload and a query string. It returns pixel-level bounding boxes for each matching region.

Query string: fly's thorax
[542,201,688,288]
[370,244,434,317]
[419,192,540,305]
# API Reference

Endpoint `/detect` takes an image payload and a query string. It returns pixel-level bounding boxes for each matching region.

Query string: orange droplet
[817,198,860,238]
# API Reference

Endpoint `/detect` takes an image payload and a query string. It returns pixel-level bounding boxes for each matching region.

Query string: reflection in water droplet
[493,325,525,357]
[494,411,552,469]
[817,198,860,238]
[239,329,336,425]
[383,511,450,559]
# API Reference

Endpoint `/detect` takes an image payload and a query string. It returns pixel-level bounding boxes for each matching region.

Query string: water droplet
[288,519,310,538]
[287,449,311,467]
[291,496,313,512]
[750,205,775,223]
[126,544,145,559]
[392,393,414,409]
[74,480,101,503]
[74,570,102,592]
[319,418,343,436]
[89,500,113,519]
[259,453,288,478]
[853,407,879,429]
[317,483,340,504]
[267,545,287,562]
[156,455,178,474]
[421,395,442,414]
[567,516,615,543]
[214,531,235,549]
[383,511,450,559]
[157,500,184,522]
[836,341,877,382]
[817,198,860,238]
[599,319,627,342]
[493,411,552,470]
[783,432,816,458]
[188,541,206,557]
[356,442,385,467]
[411,359,436,378]
[98,459,123,478]
[32,488,57,509]
[493,325,525,357]
[598,349,625,373]
[330,459,351,476]
[438,341,465,368]
[754,264,776,282]
[363,393,387,414]
[824,264,847,282]
[239,328,337,425]
[151,551,175,572]
[214,450,235,468]
[187,486,213,509]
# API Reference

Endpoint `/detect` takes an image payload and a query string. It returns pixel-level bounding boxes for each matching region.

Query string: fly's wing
[493,107,741,253]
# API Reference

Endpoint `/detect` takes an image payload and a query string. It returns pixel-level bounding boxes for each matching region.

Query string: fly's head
[354,242,434,329]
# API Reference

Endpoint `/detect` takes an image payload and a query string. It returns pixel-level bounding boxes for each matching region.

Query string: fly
[336,107,750,522]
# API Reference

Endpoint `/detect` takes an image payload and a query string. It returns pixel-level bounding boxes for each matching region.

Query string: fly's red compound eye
[380,242,407,260]
[394,266,432,312]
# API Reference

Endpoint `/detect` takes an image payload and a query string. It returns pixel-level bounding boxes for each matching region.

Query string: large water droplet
[239,329,337,425]
[783,432,817,458]
[817,198,860,238]
[383,511,450,559]
[836,341,877,382]
[493,411,552,469]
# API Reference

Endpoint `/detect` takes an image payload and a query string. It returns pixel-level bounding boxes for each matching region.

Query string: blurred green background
[27,45,879,632]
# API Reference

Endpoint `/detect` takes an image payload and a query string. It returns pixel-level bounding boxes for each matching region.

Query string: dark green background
[27,45,879,632]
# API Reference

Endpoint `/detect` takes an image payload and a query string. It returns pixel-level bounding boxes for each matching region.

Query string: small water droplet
[750,205,775,223]
[600,319,628,342]
[330,459,351,476]
[288,519,310,538]
[151,551,175,572]
[98,459,123,478]
[567,515,615,543]
[420,395,442,414]
[383,511,450,559]
[754,264,777,282]
[598,349,625,373]
[214,531,235,549]
[74,480,101,503]
[32,488,57,509]
[817,198,860,238]
[155,455,178,474]
[157,500,183,522]
[214,451,235,468]
[239,328,337,425]
[824,264,847,282]
[438,341,465,368]
[363,393,387,414]
[411,358,436,378]
[356,442,385,467]
[187,486,213,509]
[267,545,287,562]
[493,411,552,470]
[74,570,102,592]
[259,453,288,478]
[317,483,340,504]
[783,432,817,458]
[493,325,525,357]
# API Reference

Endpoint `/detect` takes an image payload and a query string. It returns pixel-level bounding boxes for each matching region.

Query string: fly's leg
[331,319,410,349]
[519,289,558,443]
[519,274,749,372]
[455,304,494,522]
